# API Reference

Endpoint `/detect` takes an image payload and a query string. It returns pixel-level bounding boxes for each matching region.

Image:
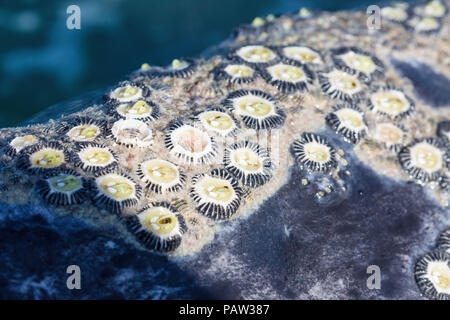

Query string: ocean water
[0,0,414,128]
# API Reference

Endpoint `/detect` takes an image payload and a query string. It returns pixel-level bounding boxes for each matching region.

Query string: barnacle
[137,159,186,194]
[373,122,405,153]
[110,100,159,122]
[125,202,187,252]
[190,168,243,220]
[18,142,68,173]
[368,87,415,119]
[278,46,323,65]
[414,250,450,300]
[223,89,286,130]
[6,135,39,156]
[35,169,89,206]
[414,0,447,18]
[164,121,218,165]
[156,58,197,78]
[110,119,153,148]
[319,69,363,103]
[213,63,257,84]
[92,172,142,214]
[381,6,409,22]
[105,81,150,104]
[231,45,278,66]
[292,132,337,172]
[261,61,314,93]
[332,47,384,81]
[326,104,368,143]
[72,143,118,175]
[223,141,273,188]
[194,107,240,137]
[437,228,450,254]
[64,117,106,142]
[398,138,446,183]
[410,16,442,33]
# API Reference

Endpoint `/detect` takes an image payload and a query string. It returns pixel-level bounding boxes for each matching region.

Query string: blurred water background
[0,0,413,128]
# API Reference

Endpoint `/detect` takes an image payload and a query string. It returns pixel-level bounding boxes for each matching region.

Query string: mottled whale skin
[0,1,450,299]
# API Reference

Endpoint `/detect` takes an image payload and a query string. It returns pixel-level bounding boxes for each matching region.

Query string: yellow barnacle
[83,150,111,165]
[140,63,150,70]
[283,46,321,64]
[31,149,64,168]
[340,52,377,74]
[202,178,234,202]
[267,63,305,82]
[330,71,360,91]
[251,17,265,27]
[114,86,139,99]
[49,174,81,193]
[423,0,446,17]
[336,108,363,129]
[100,177,134,199]
[237,97,272,117]
[232,148,262,172]
[381,7,408,21]
[139,207,177,235]
[9,135,38,153]
[236,45,276,63]
[224,65,253,78]
[375,123,403,145]
[410,142,443,172]
[145,160,178,184]
[203,112,233,131]
[415,17,440,31]
[428,262,450,292]
[304,143,330,163]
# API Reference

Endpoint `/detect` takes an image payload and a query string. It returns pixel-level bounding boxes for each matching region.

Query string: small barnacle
[92,172,142,214]
[319,69,364,103]
[223,89,286,130]
[414,250,450,300]
[223,141,273,188]
[261,61,314,93]
[110,119,153,148]
[5,134,39,156]
[367,87,415,120]
[190,168,243,220]
[154,58,197,79]
[164,120,218,165]
[194,107,240,137]
[326,104,368,144]
[64,117,106,142]
[298,8,313,19]
[137,159,186,194]
[278,46,323,65]
[110,99,159,122]
[373,122,405,153]
[105,81,151,104]
[18,142,68,173]
[409,16,442,33]
[437,228,450,254]
[213,63,257,84]
[332,47,384,81]
[414,0,447,18]
[292,132,337,172]
[72,143,118,175]
[398,138,446,183]
[125,202,187,252]
[230,45,278,66]
[35,169,90,206]
[381,6,409,22]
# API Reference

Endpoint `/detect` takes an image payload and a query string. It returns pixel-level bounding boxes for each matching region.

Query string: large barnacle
[194,107,240,137]
[72,143,118,175]
[35,169,90,206]
[213,62,257,84]
[63,117,106,142]
[110,119,153,148]
[6,134,39,156]
[319,69,364,103]
[92,172,142,214]
[326,104,368,144]
[373,122,405,153]
[332,47,384,81]
[105,81,151,104]
[109,99,159,122]
[190,168,243,220]
[223,89,286,130]
[164,121,218,165]
[224,141,273,188]
[125,202,187,252]
[230,45,278,66]
[292,132,337,173]
[368,87,415,120]
[18,142,68,173]
[398,138,446,183]
[278,46,323,65]
[415,250,450,300]
[261,61,314,93]
[137,159,186,194]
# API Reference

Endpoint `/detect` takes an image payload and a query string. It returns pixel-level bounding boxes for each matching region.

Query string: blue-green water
[0,0,413,128]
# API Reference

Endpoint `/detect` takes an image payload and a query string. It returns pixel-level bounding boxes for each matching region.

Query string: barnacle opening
[381,6,408,22]
[111,84,143,102]
[415,0,447,18]
[414,17,441,32]
[30,148,64,169]
[198,110,238,136]
[374,123,404,151]
[114,100,159,121]
[264,62,313,93]
[235,45,277,64]
[7,135,38,155]
[320,70,363,102]
[415,250,450,300]
[369,89,414,119]
[111,119,153,148]
[137,159,184,194]
[281,46,322,64]
[339,51,377,75]
[326,105,367,143]
[224,64,254,78]
[292,133,337,172]
[74,144,117,174]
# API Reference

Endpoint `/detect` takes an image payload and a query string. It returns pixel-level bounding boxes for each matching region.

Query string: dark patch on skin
[391,58,450,107]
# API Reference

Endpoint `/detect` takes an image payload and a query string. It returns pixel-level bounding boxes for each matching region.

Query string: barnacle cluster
[0,0,449,299]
